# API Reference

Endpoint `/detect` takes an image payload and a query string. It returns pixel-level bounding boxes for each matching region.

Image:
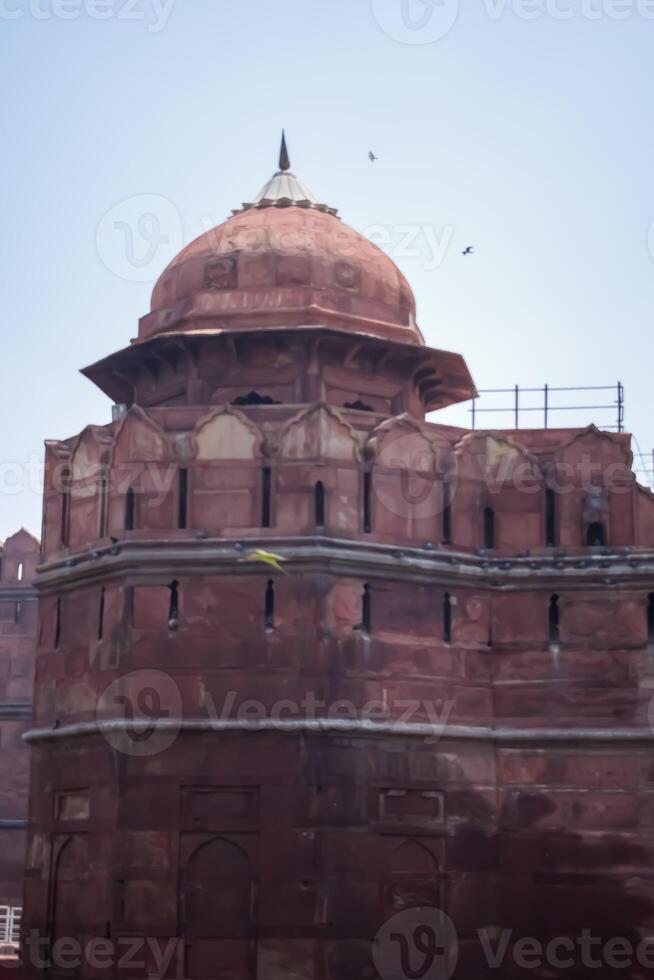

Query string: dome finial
[279,130,291,172]
[233,134,338,217]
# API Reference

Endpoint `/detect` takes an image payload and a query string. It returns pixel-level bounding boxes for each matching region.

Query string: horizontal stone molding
[22,716,654,745]
[34,536,654,594]
[0,588,37,601]
[0,704,32,721]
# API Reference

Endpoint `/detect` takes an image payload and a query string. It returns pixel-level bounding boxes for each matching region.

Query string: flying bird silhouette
[368,151,378,162]
[462,246,474,256]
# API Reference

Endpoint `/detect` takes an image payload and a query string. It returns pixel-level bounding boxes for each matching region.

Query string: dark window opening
[127,585,135,626]
[443,592,452,643]
[265,579,275,630]
[363,472,372,534]
[648,594,654,644]
[98,587,105,641]
[442,482,452,545]
[586,522,606,547]
[125,485,136,532]
[548,594,560,646]
[60,468,71,547]
[98,474,109,538]
[178,468,188,530]
[315,481,325,528]
[262,467,272,528]
[54,598,62,650]
[361,584,371,634]
[483,507,495,550]
[344,399,374,412]
[232,391,281,406]
[168,580,179,629]
[545,487,556,547]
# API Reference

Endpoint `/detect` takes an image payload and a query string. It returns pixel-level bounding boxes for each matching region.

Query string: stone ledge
[34,536,654,592]
[22,716,654,745]
[0,704,32,721]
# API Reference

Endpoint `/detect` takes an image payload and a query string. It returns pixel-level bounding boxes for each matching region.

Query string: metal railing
[470,382,624,432]
[0,905,21,948]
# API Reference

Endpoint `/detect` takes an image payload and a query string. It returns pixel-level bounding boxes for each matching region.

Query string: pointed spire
[232,135,338,218]
[279,130,291,172]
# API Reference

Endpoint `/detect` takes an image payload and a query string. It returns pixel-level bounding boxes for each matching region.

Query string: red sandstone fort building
[6,140,654,978]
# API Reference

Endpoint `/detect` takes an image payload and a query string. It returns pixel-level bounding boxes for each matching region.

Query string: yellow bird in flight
[244,549,288,574]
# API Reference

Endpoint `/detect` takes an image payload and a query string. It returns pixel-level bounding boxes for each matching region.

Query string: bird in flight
[244,549,288,574]
[368,151,378,162]
[462,246,474,256]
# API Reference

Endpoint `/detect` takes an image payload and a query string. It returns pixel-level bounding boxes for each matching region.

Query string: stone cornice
[82,326,475,412]
[0,703,32,721]
[0,587,37,601]
[22,716,654,746]
[34,536,654,594]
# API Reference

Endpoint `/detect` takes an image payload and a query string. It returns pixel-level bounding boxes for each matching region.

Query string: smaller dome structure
[145,135,421,346]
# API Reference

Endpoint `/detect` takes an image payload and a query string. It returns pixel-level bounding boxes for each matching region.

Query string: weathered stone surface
[19,162,654,978]
[0,529,38,911]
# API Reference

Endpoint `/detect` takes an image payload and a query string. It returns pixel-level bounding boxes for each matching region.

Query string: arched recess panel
[41,443,71,558]
[453,432,542,551]
[366,418,443,544]
[181,835,256,979]
[383,838,443,913]
[192,408,263,533]
[108,407,174,533]
[276,404,360,535]
[68,429,112,551]
[184,836,252,933]
[50,835,90,939]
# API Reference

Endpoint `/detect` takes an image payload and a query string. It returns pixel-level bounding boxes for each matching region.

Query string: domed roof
[143,136,422,347]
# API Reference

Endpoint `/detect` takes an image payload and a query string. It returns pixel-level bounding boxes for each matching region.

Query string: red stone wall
[0,530,38,909]
[21,393,654,978]
[38,402,654,562]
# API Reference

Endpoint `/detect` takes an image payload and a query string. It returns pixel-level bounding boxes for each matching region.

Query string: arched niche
[191,407,264,532]
[50,835,90,937]
[182,836,253,937]
[553,427,633,547]
[41,441,72,558]
[111,405,170,466]
[384,838,443,913]
[453,431,542,551]
[279,403,359,463]
[276,404,360,534]
[68,427,113,550]
[109,408,174,534]
[365,416,442,543]
[194,405,263,462]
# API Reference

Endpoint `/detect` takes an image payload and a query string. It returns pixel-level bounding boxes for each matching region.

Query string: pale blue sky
[1,0,653,540]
